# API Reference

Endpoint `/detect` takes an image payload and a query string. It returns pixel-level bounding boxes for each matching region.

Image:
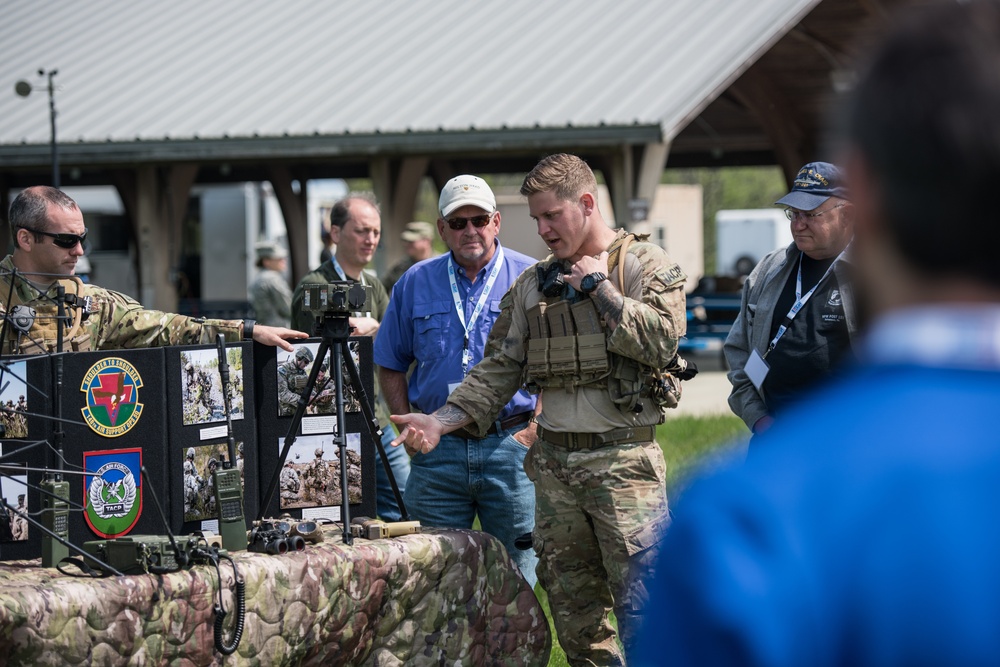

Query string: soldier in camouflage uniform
[308,361,334,414]
[0,500,13,542]
[302,447,330,503]
[11,495,27,541]
[1,187,306,356]
[392,154,686,665]
[277,346,313,416]
[203,458,219,515]
[279,461,301,504]
[183,448,205,517]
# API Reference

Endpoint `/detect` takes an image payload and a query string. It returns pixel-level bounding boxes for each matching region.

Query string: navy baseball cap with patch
[775,162,849,211]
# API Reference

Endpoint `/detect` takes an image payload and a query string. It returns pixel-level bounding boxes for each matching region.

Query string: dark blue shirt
[374,242,537,419]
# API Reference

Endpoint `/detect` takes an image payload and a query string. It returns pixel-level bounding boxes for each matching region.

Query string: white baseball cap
[438,175,497,218]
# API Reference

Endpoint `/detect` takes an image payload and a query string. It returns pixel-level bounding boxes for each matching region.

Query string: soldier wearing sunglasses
[375,174,539,590]
[2,186,306,355]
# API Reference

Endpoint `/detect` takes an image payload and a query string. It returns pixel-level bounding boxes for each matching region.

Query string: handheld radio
[213,335,247,551]
[40,475,70,567]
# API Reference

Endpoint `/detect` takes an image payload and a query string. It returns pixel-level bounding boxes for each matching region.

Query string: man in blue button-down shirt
[374,175,539,589]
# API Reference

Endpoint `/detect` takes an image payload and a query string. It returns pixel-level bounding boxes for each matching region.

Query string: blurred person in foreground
[248,240,293,328]
[375,175,539,590]
[724,161,858,437]
[381,220,437,294]
[635,3,1000,665]
[290,193,410,521]
[391,154,687,665]
[2,186,305,354]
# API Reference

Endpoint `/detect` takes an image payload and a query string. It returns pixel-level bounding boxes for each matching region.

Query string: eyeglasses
[783,203,845,221]
[20,226,88,249]
[444,214,492,231]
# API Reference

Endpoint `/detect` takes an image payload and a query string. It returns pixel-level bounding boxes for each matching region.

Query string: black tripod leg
[340,339,408,521]
[256,338,330,522]
[331,343,353,545]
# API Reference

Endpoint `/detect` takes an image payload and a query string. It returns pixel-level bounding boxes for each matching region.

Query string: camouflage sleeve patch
[655,263,687,288]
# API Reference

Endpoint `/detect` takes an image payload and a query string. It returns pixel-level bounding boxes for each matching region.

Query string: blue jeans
[403,424,538,590]
[375,425,411,522]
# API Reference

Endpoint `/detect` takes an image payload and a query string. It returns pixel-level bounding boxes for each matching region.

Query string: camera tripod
[258,314,408,544]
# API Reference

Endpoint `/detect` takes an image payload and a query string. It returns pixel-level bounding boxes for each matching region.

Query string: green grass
[538,413,749,666]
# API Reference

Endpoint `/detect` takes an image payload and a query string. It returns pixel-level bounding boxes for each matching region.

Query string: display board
[164,341,257,535]
[0,355,52,561]
[59,348,170,546]
[253,336,377,523]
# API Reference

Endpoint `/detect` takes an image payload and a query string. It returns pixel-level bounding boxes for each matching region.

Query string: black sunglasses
[22,226,88,249]
[445,214,492,231]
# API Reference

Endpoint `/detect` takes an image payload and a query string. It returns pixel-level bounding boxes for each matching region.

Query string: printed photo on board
[275,341,361,417]
[277,433,362,509]
[182,441,245,523]
[180,348,245,426]
[0,361,29,439]
[0,461,27,542]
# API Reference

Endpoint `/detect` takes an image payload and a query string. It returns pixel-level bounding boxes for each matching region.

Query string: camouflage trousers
[525,437,670,666]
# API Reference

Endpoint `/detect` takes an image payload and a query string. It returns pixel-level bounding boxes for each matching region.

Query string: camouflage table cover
[0,528,551,666]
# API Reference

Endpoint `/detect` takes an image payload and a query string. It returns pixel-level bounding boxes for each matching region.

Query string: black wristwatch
[242,318,256,340]
[580,272,608,294]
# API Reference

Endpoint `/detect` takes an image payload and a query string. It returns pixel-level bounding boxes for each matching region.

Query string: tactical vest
[0,274,94,355]
[523,232,683,412]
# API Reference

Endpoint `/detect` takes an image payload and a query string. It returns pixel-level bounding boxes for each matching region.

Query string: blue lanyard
[447,246,504,375]
[766,250,844,357]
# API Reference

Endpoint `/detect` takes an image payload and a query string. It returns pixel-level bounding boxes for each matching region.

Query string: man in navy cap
[724,162,858,437]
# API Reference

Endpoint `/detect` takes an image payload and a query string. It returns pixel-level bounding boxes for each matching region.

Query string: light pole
[15,69,59,189]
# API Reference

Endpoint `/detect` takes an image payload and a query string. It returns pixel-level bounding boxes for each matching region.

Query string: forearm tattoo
[433,403,473,429]
[591,280,624,328]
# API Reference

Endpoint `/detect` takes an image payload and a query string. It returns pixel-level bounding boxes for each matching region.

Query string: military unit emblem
[80,357,144,437]
[83,448,143,538]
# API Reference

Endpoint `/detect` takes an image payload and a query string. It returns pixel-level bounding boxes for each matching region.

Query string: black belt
[453,412,533,440]
[537,425,656,451]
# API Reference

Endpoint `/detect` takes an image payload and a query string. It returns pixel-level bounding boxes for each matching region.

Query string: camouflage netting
[0,528,551,666]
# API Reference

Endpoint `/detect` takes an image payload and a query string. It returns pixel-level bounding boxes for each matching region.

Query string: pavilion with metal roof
[0,0,919,310]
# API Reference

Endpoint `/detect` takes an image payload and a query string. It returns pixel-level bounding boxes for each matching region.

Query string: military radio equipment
[214,334,247,552]
[7,305,36,335]
[301,282,372,316]
[40,476,69,567]
[349,517,421,540]
[83,534,183,575]
[214,456,246,550]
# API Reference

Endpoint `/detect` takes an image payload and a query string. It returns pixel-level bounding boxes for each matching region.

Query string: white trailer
[715,208,792,277]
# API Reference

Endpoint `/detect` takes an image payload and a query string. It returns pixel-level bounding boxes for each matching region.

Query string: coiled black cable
[213,553,245,655]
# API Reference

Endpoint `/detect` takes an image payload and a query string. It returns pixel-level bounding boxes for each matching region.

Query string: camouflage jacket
[0,255,242,354]
[248,268,293,328]
[447,229,687,436]
[277,359,307,412]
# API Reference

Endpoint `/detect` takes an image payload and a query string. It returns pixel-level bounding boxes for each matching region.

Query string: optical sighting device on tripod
[258,282,407,544]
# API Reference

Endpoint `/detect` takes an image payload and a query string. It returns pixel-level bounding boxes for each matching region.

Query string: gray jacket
[724,242,857,430]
